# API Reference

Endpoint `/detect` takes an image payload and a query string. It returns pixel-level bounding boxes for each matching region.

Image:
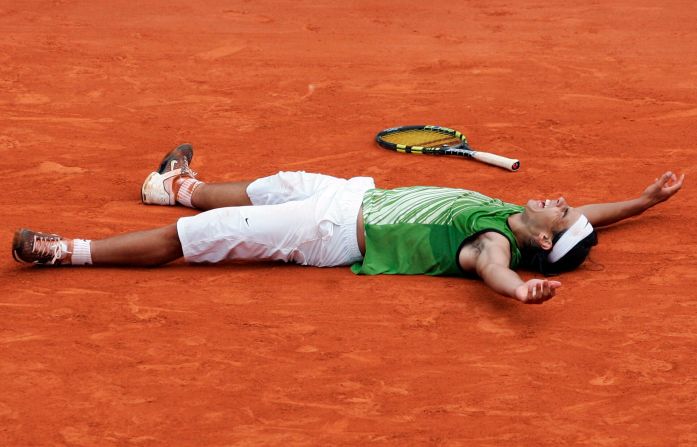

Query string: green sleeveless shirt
[351,186,524,276]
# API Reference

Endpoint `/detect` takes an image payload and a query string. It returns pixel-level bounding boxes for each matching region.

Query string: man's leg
[91,224,183,265]
[174,172,348,210]
[141,143,256,210]
[141,144,348,211]
[13,224,183,267]
[189,181,253,210]
[177,172,345,211]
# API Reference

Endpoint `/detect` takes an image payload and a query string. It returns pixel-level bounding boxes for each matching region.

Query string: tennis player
[12,144,684,304]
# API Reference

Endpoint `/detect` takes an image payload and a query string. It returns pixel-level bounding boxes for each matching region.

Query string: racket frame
[375,125,520,171]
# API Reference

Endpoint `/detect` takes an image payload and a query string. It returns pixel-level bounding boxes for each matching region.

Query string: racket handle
[472,151,520,171]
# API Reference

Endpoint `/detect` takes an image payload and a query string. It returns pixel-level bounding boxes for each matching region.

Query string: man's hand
[514,279,562,304]
[642,171,685,207]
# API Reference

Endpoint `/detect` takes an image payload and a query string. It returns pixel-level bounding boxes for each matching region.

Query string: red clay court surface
[2,1,697,445]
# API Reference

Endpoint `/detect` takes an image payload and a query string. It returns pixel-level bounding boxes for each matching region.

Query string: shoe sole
[157,144,193,174]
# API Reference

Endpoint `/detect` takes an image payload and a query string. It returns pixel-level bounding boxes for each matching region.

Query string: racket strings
[381,129,462,147]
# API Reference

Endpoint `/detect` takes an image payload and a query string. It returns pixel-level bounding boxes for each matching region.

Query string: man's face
[523,197,583,234]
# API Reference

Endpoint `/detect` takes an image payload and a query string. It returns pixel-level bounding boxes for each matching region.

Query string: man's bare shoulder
[458,231,511,273]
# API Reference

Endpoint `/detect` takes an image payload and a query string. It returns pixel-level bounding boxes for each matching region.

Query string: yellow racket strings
[382,129,461,147]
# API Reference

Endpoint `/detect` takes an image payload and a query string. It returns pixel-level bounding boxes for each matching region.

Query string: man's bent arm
[578,171,684,228]
[473,233,560,304]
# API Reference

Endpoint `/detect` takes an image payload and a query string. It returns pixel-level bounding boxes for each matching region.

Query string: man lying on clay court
[12,144,684,304]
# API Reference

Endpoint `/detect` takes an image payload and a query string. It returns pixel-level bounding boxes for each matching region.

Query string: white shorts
[176,171,375,267]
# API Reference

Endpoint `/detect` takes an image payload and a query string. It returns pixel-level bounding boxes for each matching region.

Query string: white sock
[71,239,93,265]
[176,177,203,208]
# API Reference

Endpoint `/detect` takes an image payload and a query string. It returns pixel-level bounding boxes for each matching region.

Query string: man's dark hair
[520,230,598,276]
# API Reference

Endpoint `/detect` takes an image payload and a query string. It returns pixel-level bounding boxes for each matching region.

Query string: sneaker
[12,228,71,265]
[141,144,196,205]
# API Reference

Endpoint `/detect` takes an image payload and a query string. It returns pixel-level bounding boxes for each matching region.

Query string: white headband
[548,214,594,263]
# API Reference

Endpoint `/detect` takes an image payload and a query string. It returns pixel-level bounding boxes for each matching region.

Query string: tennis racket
[375,125,520,171]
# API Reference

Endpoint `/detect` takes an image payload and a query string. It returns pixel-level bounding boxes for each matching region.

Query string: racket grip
[473,151,520,171]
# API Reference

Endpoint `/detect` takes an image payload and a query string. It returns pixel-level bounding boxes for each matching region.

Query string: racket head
[375,125,466,154]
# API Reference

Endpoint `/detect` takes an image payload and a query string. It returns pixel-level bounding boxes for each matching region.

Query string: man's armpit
[476,232,513,267]
[458,231,510,274]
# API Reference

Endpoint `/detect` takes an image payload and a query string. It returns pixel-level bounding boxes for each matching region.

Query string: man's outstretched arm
[577,171,685,228]
[473,233,561,304]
